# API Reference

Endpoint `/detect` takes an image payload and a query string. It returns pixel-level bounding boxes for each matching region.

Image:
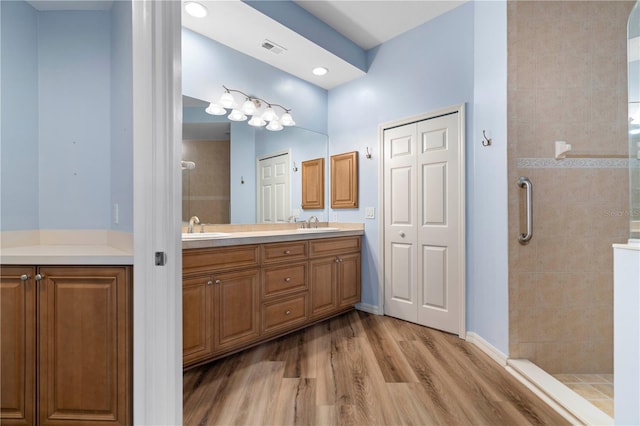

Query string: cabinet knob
[35,274,45,281]
[335,257,340,263]
[284,277,291,282]
[399,232,405,238]
[284,250,291,255]
[285,310,291,315]
[20,274,30,281]
[215,279,221,285]
[206,280,213,286]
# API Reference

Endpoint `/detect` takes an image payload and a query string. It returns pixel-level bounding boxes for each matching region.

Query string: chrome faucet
[188,216,200,233]
[307,215,319,229]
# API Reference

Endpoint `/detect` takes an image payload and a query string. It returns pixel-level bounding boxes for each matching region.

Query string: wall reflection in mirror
[182,96,329,225]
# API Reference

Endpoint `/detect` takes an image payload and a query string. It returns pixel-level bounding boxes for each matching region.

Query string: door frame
[377,103,466,338]
[256,149,291,223]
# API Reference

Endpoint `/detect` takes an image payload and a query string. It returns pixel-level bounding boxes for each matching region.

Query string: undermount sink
[182,232,231,240]
[296,227,341,233]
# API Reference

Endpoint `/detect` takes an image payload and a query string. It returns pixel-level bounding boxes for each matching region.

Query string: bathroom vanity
[0,233,133,426]
[182,225,363,369]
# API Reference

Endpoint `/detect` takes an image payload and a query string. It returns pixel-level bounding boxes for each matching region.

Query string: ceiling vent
[261,39,287,55]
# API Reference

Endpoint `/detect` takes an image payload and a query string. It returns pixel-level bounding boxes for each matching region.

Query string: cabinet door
[38,266,131,426]
[301,157,325,209]
[309,257,338,318]
[330,151,358,208]
[213,269,260,352]
[338,253,361,308]
[183,275,214,365]
[0,266,36,426]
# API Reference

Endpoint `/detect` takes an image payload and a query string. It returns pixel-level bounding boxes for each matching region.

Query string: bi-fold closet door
[383,110,464,335]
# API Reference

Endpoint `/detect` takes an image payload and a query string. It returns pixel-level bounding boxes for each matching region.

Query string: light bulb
[261,106,278,122]
[205,102,226,116]
[228,109,247,121]
[241,99,257,115]
[248,116,266,127]
[219,91,235,109]
[266,119,283,131]
[184,1,207,18]
[280,112,295,126]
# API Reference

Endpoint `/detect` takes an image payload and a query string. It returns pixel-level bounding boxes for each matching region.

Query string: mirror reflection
[182,96,329,224]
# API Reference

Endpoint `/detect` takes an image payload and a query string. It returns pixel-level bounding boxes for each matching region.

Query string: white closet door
[384,111,463,336]
[257,152,290,224]
[384,123,419,322]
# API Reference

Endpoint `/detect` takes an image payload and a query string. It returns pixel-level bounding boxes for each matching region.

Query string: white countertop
[182,227,364,249]
[1,244,133,265]
[1,230,133,265]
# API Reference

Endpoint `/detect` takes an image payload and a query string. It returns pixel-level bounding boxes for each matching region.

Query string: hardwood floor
[183,311,569,425]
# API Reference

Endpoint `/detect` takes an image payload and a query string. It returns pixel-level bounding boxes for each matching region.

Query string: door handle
[517,176,533,244]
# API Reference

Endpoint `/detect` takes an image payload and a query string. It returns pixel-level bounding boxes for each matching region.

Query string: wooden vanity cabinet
[182,236,361,369]
[1,266,36,426]
[213,268,260,352]
[0,265,132,426]
[309,236,361,318]
[182,275,214,364]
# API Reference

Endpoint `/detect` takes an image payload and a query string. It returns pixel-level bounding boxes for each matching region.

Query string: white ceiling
[182,0,467,90]
[293,1,466,50]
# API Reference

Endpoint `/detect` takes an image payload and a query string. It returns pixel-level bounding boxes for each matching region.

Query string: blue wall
[37,11,112,229]
[327,2,476,313]
[110,1,133,232]
[469,1,509,354]
[0,1,133,232]
[1,1,40,230]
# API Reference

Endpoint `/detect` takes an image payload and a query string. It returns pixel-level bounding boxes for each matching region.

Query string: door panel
[0,267,36,426]
[384,124,418,320]
[258,153,290,223]
[38,266,129,425]
[422,245,447,309]
[422,162,447,226]
[183,275,213,365]
[416,114,460,334]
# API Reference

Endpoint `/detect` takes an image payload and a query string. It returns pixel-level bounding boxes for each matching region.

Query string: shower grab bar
[517,176,533,244]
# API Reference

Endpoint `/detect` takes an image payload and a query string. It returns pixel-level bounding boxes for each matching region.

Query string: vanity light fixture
[184,1,208,18]
[205,86,295,131]
[312,67,328,76]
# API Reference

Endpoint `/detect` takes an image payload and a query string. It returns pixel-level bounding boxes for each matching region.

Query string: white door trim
[377,104,466,338]
[132,1,182,424]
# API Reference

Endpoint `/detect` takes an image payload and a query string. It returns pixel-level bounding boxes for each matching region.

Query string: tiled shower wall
[508,1,633,373]
[182,139,231,224]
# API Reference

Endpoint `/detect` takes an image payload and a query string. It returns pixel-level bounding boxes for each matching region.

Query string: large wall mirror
[182,96,329,225]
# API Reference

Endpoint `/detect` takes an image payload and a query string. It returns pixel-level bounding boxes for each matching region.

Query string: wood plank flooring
[183,311,569,425]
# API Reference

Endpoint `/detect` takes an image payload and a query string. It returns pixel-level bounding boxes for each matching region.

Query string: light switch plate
[365,207,375,219]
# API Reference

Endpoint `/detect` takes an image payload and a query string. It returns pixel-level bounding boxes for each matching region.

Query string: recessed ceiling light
[185,1,207,18]
[312,67,328,76]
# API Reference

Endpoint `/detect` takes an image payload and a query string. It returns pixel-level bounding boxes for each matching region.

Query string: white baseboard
[355,303,382,315]
[465,332,508,366]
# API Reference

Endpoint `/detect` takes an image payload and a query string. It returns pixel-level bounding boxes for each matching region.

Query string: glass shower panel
[629,1,640,241]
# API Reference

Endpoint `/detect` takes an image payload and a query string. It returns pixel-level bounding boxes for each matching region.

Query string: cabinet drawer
[263,263,307,297]
[183,245,259,274]
[261,241,308,264]
[309,236,361,258]
[262,294,308,334]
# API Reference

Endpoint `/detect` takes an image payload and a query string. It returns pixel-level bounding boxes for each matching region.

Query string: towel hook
[482,130,492,147]
[365,147,372,159]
